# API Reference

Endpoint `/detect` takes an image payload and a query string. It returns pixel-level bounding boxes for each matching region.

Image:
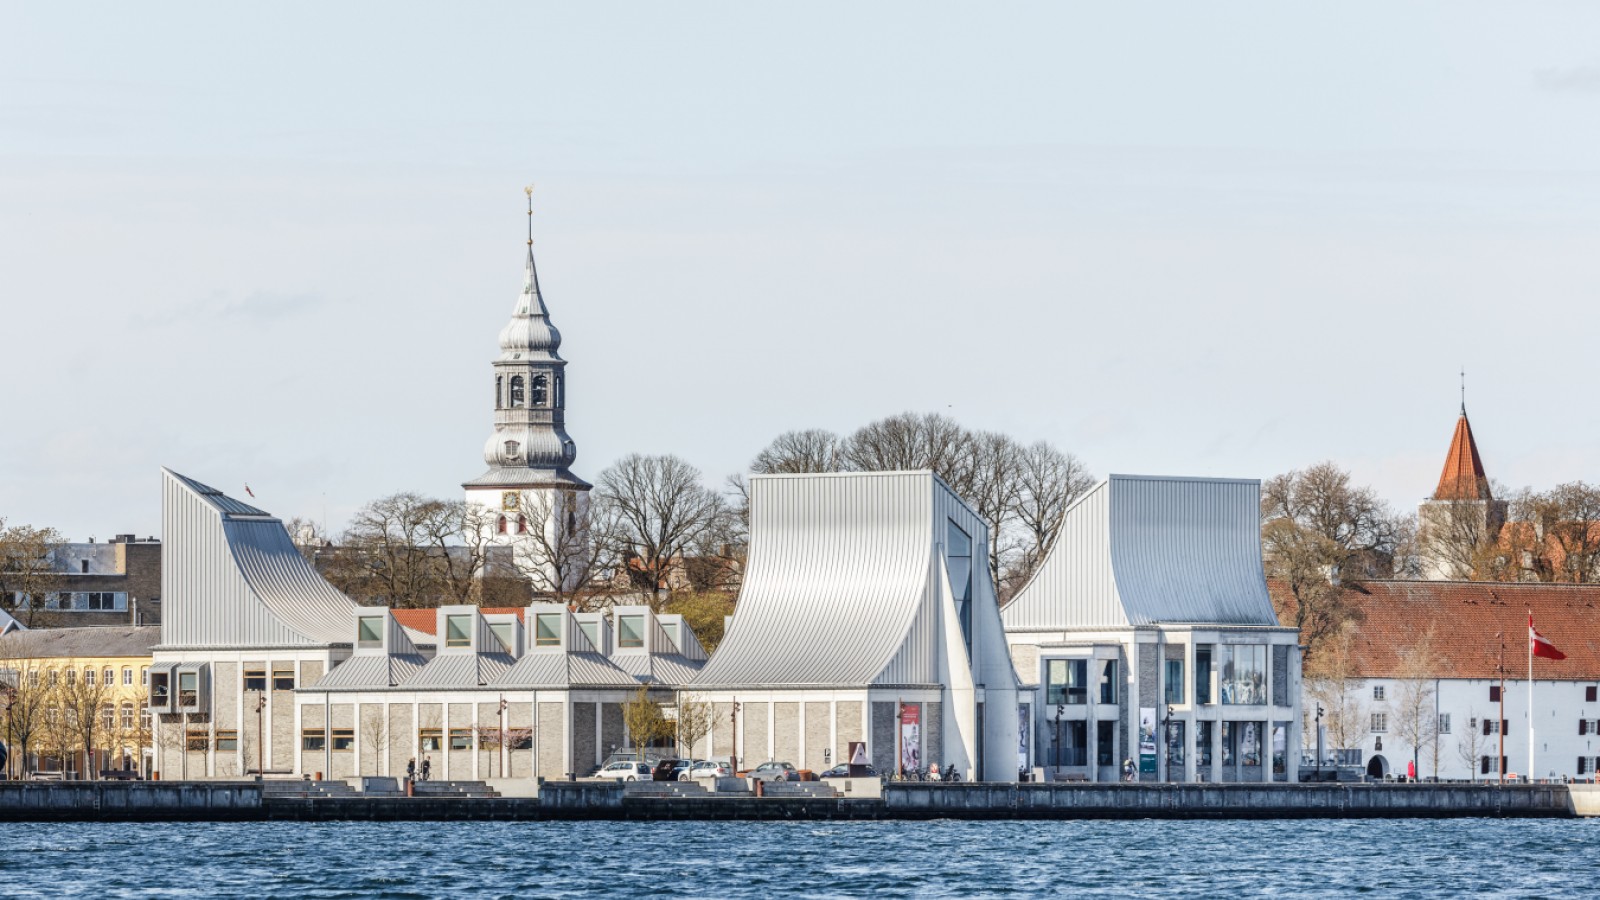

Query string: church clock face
[501,491,520,511]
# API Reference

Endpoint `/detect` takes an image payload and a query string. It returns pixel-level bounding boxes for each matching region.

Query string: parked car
[653,759,693,782]
[819,764,879,779]
[747,761,801,783]
[682,761,731,781]
[594,761,653,782]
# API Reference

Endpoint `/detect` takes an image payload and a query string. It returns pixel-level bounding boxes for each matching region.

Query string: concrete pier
[0,780,1579,821]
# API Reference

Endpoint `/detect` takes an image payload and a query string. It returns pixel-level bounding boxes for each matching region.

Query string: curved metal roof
[692,471,939,689]
[1002,475,1278,630]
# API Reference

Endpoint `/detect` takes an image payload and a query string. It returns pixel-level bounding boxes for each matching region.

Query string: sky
[3,1,1600,541]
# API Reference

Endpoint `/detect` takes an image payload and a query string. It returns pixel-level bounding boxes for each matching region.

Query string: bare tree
[330,494,496,607]
[1004,441,1097,599]
[1456,708,1487,782]
[1262,463,1410,659]
[0,520,65,628]
[507,489,621,609]
[596,455,731,607]
[1516,482,1600,583]
[1417,497,1501,581]
[0,645,50,777]
[1302,624,1369,753]
[1391,627,1439,780]
[751,429,845,474]
[53,661,120,779]
[622,684,671,752]
[674,692,715,759]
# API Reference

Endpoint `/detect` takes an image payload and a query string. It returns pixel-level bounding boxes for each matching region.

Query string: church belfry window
[496,376,503,409]
[532,374,548,406]
[555,374,564,407]
[510,375,525,407]
[504,440,521,459]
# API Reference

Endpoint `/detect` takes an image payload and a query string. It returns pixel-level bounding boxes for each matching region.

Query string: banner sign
[1139,707,1158,775]
[899,704,922,774]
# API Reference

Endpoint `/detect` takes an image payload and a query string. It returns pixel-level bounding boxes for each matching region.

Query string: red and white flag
[1530,614,1567,661]
[244,484,255,498]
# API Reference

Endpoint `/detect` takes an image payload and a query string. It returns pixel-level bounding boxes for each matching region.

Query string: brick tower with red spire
[1417,403,1508,580]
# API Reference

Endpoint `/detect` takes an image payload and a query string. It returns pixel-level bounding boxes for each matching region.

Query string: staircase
[761,782,838,799]
[412,780,501,799]
[625,781,709,799]
[259,779,360,801]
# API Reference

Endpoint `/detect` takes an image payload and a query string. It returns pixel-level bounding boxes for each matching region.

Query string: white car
[681,761,731,781]
[594,761,653,782]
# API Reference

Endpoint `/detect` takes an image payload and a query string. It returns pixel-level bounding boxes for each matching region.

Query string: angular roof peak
[1432,409,1492,501]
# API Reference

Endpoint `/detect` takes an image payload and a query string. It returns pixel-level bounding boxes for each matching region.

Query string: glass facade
[1195,645,1212,704]
[947,521,973,656]
[1097,720,1116,767]
[1099,660,1118,704]
[1165,659,1184,705]
[1219,645,1267,705]
[1046,659,1088,705]
[1166,721,1185,767]
[1196,721,1213,768]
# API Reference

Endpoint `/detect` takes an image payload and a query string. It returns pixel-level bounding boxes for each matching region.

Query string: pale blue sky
[4,2,1600,539]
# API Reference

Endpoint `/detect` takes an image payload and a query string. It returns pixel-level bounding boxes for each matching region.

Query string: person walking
[421,756,431,783]
[1123,758,1136,782]
[406,757,416,784]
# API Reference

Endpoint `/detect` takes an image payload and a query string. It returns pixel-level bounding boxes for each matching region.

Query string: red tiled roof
[1273,579,1600,680]
[390,607,526,635]
[1433,413,1492,501]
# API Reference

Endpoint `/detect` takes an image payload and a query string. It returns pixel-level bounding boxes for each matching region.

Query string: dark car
[818,764,878,779]
[652,758,691,782]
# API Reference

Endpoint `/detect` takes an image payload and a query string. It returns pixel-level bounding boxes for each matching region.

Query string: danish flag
[1530,614,1567,661]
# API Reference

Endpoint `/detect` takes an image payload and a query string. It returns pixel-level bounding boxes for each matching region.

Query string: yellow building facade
[0,626,158,778]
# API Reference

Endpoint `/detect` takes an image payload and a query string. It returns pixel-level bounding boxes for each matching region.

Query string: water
[2,819,1597,897]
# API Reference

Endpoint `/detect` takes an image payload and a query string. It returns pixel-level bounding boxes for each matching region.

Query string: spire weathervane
[524,184,534,246]
[1460,367,1466,415]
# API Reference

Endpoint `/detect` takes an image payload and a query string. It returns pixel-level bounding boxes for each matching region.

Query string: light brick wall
[837,701,863,765]
[772,702,800,764]
[742,702,770,765]
[804,702,830,772]
[388,704,413,777]
[537,702,564,777]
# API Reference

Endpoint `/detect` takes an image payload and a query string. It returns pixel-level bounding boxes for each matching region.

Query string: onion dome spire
[498,185,562,359]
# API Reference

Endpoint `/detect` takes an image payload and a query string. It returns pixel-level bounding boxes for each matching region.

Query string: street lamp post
[255,694,267,780]
[498,695,508,780]
[1314,704,1325,783]
[1165,705,1175,783]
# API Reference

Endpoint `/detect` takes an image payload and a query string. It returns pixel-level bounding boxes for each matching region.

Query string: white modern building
[689,471,1021,781]
[1003,475,1303,783]
[149,469,703,782]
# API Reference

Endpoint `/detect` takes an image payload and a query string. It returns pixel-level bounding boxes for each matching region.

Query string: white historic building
[461,197,591,591]
[689,471,1022,782]
[1003,475,1303,783]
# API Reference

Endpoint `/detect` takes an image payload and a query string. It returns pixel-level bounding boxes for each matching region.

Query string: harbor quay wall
[0,781,1578,821]
[0,782,262,822]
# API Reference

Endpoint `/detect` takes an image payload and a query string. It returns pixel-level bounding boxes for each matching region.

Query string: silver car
[747,761,800,783]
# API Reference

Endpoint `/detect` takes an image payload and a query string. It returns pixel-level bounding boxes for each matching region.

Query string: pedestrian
[406,757,416,784]
[929,761,941,781]
[421,756,431,782]
[1123,758,1136,782]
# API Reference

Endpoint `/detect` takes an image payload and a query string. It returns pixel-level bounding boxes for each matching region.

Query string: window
[1590,686,1599,703]
[331,729,355,751]
[1097,720,1117,767]
[509,375,525,407]
[139,704,150,732]
[120,703,134,730]
[449,728,473,751]
[1438,714,1451,735]
[1046,659,1089,705]
[1195,645,1213,705]
[555,374,564,407]
[1372,685,1386,701]
[100,704,115,731]
[302,729,326,752]
[122,668,133,686]
[1489,685,1501,702]
[504,440,521,459]
[947,520,973,655]
[85,592,124,611]
[1099,659,1118,704]
[445,615,472,648]
[496,375,503,409]
[149,671,169,705]
[357,616,384,648]
[1165,659,1184,705]
[272,667,295,691]
[498,516,508,534]
[618,615,645,649]
[488,622,515,653]
[186,729,209,751]
[1196,720,1213,768]
[215,730,239,752]
[535,613,562,647]
[1483,718,1504,736]
[102,667,113,685]
[65,669,76,685]
[85,668,96,686]
[178,671,198,706]
[419,729,443,752]
[531,374,548,406]
[1371,713,1387,733]
[1219,645,1267,705]
[516,514,527,534]
[578,621,599,650]
[1166,720,1186,766]
[140,666,148,685]
[1582,757,1590,776]
[243,669,267,692]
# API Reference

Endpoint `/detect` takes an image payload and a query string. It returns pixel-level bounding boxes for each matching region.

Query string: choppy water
[2,819,1596,897]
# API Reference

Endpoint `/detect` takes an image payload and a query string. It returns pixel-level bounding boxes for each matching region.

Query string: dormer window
[357,616,383,648]
[488,622,515,653]
[445,614,472,649]
[618,615,645,649]
[504,440,521,459]
[578,620,599,650]
[535,613,562,647]
[532,374,548,406]
[509,375,525,407]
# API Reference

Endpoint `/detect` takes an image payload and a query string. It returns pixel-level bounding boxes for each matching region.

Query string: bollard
[406,777,414,798]
[754,779,764,798]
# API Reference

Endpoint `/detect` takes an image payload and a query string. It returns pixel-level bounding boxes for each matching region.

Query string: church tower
[1417,402,1507,580]
[462,189,591,589]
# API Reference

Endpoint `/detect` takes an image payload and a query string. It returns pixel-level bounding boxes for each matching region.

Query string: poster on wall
[899,704,922,775]
[1138,707,1158,775]
[1017,705,1031,773]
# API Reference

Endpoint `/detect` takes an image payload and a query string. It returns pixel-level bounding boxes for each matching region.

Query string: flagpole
[1528,614,1535,782]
